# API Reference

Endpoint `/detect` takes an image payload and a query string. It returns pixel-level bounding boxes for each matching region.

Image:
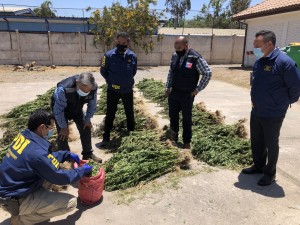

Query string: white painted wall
[243,11,300,67]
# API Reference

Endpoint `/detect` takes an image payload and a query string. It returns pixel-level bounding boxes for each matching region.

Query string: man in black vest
[52,72,102,162]
[165,36,212,149]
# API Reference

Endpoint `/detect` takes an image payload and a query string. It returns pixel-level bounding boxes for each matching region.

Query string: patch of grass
[137,78,252,169]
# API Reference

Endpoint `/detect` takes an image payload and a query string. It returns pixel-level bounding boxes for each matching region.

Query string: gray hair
[77,72,95,86]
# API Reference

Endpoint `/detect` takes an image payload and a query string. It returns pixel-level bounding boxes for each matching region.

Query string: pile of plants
[95,85,185,191]
[0,88,55,162]
[136,78,168,112]
[103,131,180,191]
[137,78,252,169]
[86,160,100,177]
[94,85,157,145]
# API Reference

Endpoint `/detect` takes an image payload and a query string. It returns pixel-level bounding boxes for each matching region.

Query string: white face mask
[253,47,264,59]
[77,88,90,97]
[43,129,54,140]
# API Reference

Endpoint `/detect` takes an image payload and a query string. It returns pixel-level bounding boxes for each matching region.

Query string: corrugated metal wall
[0,17,93,33]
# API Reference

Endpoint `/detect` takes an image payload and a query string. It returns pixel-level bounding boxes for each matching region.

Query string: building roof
[233,0,300,21]
[0,6,34,16]
[158,27,245,36]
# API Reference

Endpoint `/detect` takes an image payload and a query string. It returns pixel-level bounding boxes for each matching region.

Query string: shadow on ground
[234,173,285,198]
[40,197,104,224]
[228,66,253,71]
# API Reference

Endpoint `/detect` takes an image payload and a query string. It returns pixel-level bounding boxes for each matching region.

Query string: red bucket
[74,160,105,205]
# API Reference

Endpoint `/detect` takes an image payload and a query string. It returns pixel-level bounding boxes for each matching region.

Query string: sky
[0,0,263,17]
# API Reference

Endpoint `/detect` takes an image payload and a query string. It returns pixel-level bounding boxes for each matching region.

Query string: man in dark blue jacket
[242,30,300,186]
[0,109,92,224]
[52,72,102,163]
[99,32,137,146]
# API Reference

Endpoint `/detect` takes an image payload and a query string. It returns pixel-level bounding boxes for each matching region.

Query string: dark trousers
[103,89,135,140]
[168,91,194,144]
[55,112,93,157]
[250,111,284,176]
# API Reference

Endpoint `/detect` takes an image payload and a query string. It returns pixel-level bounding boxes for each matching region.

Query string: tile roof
[233,0,300,20]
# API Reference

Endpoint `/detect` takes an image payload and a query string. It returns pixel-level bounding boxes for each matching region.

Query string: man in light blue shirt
[51,72,102,162]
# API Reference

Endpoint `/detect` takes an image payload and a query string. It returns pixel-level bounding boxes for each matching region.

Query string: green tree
[228,0,251,16]
[127,0,157,8]
[89,0,164,54]
[183,15,207,28]
[165,0,191,28]
[200,0,251,28]
[228,0,251,28]
[33,0,56,17]
[201,0,227,28]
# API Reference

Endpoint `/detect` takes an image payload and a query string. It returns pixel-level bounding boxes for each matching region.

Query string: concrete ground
[0,66,300,225]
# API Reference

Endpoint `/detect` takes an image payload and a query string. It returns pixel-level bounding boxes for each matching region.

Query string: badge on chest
[264,65,272,72]
[186,62,193,68]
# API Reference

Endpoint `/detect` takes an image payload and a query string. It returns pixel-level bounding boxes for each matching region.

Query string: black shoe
[183,143,191,149]
[241,165,263,174]
[96,139,110,148]
[257,175,275,186]
[83,154,102,163]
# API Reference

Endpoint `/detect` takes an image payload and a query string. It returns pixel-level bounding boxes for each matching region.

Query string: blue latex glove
[69,153,80,164]
[82,164,93,174]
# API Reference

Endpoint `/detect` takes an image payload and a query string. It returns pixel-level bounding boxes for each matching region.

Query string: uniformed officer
[52,72,102,162]
[165,36,212,149]
[242,30,300,186]
[0,109,93,225]
[99,32,137,146]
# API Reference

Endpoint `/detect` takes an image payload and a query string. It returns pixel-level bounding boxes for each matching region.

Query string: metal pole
[182,13,185,35]
[16,30,22,65]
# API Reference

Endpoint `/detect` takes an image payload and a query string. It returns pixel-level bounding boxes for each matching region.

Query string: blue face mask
[77,88,90,97]
[43,129,54,140]
[253,47,264,59]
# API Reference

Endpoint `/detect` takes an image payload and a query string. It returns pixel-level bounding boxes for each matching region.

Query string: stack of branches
[95,85,187,191]
[137,78,252,169]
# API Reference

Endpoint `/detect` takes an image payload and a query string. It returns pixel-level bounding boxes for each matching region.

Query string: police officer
[52,72,102,162]
[242,30,300,186]
[99,32,137,146]
[0,109,93,225]
[165,36,212,149]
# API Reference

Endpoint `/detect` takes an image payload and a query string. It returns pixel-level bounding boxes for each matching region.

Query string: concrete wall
[243,11,300,67]
[0,31,244,66]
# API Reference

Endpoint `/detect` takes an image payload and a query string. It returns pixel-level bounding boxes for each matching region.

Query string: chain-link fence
[0,3,245,35]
